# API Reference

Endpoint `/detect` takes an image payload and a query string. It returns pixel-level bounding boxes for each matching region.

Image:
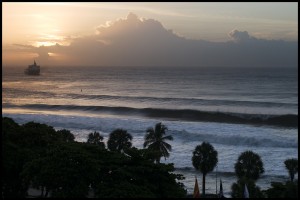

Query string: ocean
[2,66,298,196]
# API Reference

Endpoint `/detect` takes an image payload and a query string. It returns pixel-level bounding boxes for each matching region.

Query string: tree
[231,177,264,198]
[192,142,218,197]
[21,143,98,198]
[234,151,264,181]
[2,117,21,140]
[107,129,132,153]
[3,142,32,198]
[92,148,187,198]
[3,117,187,198]
[21,121,60,149]
[57,129,75,142]
[87,131,105,149]
[143,122,173,163]
[264,181,298,198]
[284,158,298,182]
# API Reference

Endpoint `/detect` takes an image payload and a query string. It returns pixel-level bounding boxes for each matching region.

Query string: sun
[35,41,57,47]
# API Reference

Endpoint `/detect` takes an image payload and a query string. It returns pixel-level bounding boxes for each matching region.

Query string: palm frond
[162,141,172,151]
[162,135,173,141]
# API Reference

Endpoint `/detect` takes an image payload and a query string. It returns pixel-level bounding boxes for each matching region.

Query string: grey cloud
[22,13,297,68]
[228,29,253,42]
[13,44,36,49]
[13,43,66,64]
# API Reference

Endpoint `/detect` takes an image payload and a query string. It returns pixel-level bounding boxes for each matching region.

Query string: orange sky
[2,2,298,67]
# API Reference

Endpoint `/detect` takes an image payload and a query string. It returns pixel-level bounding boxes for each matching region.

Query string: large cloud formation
[16,13,298,67]
[228,29,253,42]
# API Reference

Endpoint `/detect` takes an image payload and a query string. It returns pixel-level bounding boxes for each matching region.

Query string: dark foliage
[87,131,105,149]
[107,129,132,153]
[231,177,264,198]
[143,122,173,163]
[264,181,298,198]
[192,142,218,196]
[57,129,75,142]
[284,158,298,182]
[2,117,186,198]
[234,151,264,181]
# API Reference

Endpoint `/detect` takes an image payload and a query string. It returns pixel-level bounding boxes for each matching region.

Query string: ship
[25,60,40,75]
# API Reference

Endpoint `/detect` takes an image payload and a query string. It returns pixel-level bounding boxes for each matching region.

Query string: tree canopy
[284,158,298,182]
[2,117,186,198]
[143,122,173,163]
[234,151,264,181]
[192,142,218,196]
[87,131,105,149]
[107,129,133,153]
[231,177,264,198]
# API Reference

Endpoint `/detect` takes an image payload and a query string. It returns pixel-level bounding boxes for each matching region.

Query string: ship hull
[24,69,40,75]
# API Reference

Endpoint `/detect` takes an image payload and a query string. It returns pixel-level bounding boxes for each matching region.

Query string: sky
[2,2,298,67]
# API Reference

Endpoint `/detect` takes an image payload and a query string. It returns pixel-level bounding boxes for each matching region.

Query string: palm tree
[143,122,173,163]
[192,142,218,197]
[234,151,264,181]
[231,177,263,198]
[284,158,298,182]
[107,129,132,153]
[87,131,105,149]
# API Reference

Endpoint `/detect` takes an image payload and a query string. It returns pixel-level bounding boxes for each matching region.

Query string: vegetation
[57,129,75,142]
[87,131,105,149]
[3,117,297,198]
[143,122,173,163]
[231,150,265,198]
[264,181,298,198]
[21,143,98,198]
[107,129,132,153]
[231,177,264,198]
[2,117,186,198]
[192,142,218,197]
[284,158,298,182]
[234,151,264,181]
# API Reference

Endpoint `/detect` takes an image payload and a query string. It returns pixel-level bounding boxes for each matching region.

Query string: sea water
[2,66,298,196]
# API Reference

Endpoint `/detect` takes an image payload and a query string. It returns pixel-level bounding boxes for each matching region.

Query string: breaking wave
[3,103,298,128]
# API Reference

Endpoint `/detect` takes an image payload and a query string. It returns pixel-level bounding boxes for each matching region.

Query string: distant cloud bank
[13,13,298,67]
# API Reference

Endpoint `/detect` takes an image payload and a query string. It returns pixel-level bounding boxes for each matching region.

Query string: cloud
[228,29,253,42]
[11,43,67,64]
[9,13,297,67]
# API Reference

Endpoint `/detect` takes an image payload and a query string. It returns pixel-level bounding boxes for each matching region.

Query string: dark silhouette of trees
[3,117,187,198]
[92,148,186,198]
[264,181,298,198]
[21,122,60,148]
[107,129,132,153]
[21,143,98,198]
[284,158,298,182]
[231,177,264,198]
[57,129,75,142]
[231,151,265,198]
[234,151,264,181]
[143,122,173,163]
[87,131,105,149]
[192,142,218,197]
[2,117,21,140]
[3,140,31,197]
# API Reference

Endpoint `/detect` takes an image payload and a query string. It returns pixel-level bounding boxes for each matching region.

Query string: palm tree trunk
[291,172,294,182]
[45,188,49,197]
[41,186,44,197]
[202,173,206,197]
